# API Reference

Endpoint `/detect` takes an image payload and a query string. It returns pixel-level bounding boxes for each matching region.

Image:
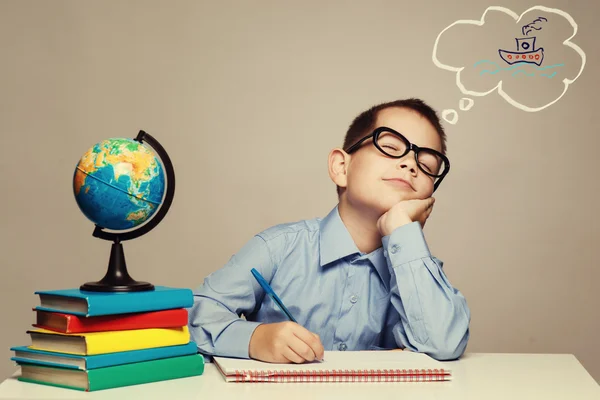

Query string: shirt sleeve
[187,235,276,359]
[381,221,471,360]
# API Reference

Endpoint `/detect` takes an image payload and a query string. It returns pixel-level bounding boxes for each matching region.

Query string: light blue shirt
[188,205,470,361]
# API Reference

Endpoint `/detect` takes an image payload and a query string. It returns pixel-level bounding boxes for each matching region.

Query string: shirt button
[391,244,400,254]
[338,343,347,351]
[350,294,358,303]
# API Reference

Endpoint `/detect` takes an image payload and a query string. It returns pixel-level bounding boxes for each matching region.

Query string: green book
[17,354,204,391]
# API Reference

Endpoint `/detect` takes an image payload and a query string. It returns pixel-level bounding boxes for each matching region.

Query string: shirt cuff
[215,320,263,359]
[382,221,431,266]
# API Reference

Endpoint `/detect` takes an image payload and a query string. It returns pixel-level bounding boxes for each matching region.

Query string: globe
[72,131,175,293]
[73,138,166,231]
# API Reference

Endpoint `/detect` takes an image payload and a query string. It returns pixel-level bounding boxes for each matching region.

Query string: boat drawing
[498,36,544,66]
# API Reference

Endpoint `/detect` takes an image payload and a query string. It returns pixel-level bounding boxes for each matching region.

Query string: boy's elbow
[427,328,470,361]
[428,345,464,361]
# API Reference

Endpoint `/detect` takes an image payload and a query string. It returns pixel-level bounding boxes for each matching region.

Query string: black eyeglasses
[345,126,450,192]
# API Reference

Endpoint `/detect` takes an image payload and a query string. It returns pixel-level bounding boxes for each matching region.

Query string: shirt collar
[319,205,361,267]
[319,205,390,291]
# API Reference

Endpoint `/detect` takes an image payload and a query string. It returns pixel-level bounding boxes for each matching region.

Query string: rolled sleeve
[212,320,263,359]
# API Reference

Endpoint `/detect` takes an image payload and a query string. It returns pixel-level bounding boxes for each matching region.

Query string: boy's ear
[328,148,349,188]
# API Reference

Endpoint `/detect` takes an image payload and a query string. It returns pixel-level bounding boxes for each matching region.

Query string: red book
[32,308,188,333]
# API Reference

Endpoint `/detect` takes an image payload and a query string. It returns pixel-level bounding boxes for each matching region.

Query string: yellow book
[26,326,190,355]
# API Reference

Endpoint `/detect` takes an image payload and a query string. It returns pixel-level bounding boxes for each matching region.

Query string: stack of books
[10,286,204,392]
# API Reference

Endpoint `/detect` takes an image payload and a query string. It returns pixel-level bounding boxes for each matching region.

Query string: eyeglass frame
[344,126,450,192]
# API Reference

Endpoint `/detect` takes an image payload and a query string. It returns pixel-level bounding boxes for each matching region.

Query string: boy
[188,98,470,363]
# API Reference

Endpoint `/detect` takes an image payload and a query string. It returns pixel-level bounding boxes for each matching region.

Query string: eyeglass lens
[376,131,446,177]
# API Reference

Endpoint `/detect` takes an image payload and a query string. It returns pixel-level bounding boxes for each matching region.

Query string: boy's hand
[248,321,325,364]
[377,198,435,236]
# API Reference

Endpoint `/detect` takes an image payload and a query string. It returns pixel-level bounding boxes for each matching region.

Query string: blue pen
[251,268,298,323]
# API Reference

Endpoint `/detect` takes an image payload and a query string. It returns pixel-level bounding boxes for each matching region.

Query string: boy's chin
[345,191,421,215]
[366,197,409,216]
[379,193,415,208]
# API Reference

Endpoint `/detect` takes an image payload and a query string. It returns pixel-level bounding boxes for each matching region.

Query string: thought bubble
[432,6,586,124]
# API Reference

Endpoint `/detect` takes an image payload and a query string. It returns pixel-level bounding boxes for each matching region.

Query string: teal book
[17,354,205,391]
[11,341,198,370]
[34,286,193,316]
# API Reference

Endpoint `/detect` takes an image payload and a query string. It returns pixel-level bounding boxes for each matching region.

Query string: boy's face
[343,107,443,215]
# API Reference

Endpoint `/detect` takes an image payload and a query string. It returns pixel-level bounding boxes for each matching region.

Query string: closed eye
[420,164,433,173]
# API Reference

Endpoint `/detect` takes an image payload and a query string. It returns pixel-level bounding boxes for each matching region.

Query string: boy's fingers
[417,198,433,209]
[283,345,306,364]
[311,335,325,360]
[293,327,324,360]
[288,335,316,362]
[306,333,324,360]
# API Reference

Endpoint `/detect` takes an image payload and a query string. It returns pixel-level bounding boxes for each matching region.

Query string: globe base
[80,280,155,292]
[80,240,155,292]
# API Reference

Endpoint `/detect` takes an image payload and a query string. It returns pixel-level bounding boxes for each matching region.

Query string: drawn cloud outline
[432,6,586,112]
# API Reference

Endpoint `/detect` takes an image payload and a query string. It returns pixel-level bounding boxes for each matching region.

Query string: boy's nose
[396,154,418,174]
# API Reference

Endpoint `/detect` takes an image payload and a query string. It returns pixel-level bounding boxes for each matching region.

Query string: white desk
[0,353,598,399]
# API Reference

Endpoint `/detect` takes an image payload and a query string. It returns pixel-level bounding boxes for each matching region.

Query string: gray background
[1,0,598,384]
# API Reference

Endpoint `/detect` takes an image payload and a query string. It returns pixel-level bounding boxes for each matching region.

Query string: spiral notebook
[213,351,452,383]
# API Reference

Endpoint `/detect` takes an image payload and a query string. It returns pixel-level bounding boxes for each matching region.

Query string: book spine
[43,309,189,333]
[88,354,205,391]
[87,289,193,316]
[86,342,198,369]
[86,326,190,355]
[233,369,451,383]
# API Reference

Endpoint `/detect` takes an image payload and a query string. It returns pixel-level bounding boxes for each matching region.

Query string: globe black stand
[80,130,175,292]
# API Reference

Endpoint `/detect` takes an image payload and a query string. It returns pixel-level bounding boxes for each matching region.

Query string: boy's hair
[343,98,447,154]
[337,98,447,195]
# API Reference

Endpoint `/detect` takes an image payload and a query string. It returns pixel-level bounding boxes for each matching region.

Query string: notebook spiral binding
[233,368,450,383]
